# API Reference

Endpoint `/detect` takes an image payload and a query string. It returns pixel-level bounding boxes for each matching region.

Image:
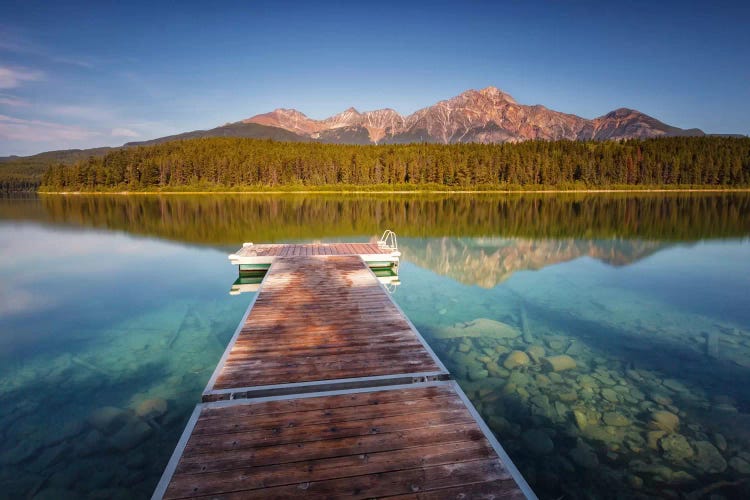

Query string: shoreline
[37,188,750,195]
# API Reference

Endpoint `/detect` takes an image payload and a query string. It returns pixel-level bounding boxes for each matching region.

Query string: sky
[0,0,748,156]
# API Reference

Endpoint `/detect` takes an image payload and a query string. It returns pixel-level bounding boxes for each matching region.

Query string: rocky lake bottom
[397,250,750,499]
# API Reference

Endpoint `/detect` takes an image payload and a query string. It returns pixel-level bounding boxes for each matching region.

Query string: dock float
[154,236,535,499]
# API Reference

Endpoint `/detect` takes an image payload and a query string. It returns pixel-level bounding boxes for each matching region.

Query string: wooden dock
[154,240,535,499]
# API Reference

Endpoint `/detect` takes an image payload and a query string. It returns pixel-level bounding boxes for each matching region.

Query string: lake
[0,193,749,499]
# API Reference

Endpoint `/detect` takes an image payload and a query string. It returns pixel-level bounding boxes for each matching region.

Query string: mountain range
[124,86,707,148]
[233,86,704,145]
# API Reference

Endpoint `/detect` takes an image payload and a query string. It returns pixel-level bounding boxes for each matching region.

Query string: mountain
[244,86,704,144]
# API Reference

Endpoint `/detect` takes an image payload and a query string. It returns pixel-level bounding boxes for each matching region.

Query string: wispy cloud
[0,114,100,142]
[0,93,29,107]
[111,127,139,137]
[0,66,44,89]
[50,104,115,121]
[0,29,94,68]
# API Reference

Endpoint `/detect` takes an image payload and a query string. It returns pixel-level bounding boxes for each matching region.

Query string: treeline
[0,176,40,194]
[40,136,750,190]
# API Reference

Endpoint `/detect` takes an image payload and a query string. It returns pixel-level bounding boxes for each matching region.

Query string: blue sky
[1,0,748,156]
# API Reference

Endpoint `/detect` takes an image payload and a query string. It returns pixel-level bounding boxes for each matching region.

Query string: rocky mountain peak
[478,86,517,104]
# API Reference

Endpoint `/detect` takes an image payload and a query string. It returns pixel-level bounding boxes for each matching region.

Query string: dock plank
[204,255,444,398]
[159,383,526,499]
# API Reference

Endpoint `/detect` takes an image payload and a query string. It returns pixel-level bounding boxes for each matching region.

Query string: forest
[27,136,750,191]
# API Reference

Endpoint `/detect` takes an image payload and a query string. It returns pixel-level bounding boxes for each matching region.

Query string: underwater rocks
[432,311,750,499]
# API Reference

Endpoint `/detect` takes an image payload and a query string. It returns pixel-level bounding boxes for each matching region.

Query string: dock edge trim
[201,274,266,398]
[151,404,202,500]
[202,371,450,401]
[450,380,538,500]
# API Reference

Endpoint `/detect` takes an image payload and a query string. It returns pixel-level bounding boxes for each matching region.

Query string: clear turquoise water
[0,194,749,499]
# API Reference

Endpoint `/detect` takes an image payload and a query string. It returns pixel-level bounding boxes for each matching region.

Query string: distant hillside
[125,122,306,146]
[0,147,115,192]
[1,122,304,192]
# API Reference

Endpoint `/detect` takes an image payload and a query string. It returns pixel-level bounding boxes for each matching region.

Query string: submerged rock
[627,474,644,489]
[0,439,42,465]
[526,345,546,364]
[485,362,509,378]
[541,355,577,372]
[629,460,675,482]
[558,391,578,403]
[78,429,106,457]
[662,378,690,394]
[728,456,750,474]
[503,351,530,370]
[135,398,167,419]
[569,443,599,469]
[433,318,521,340]
[691,440,727,473]
[601,388,619,403]
[659,433,694,462]
[573,410,588,430]
[712,432,727,451]
[88,406,130,434]
[32,488,78,500]
[649,410,680,432]
[546,337,567,352]
[522,429,554,455]
[581,424,626,445]
[108,419,152,451]
[602,412,630,427]
[647,430,667,450]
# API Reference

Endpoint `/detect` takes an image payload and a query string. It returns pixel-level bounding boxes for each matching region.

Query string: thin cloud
[111,127,139,137]
[0,114,100,142]
[0,29,93,68]
[0,94,29,107]
[51,104,115,121]
[0,66,44,89]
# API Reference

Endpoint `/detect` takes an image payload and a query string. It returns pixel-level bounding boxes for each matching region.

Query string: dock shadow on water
[0,192,749,499]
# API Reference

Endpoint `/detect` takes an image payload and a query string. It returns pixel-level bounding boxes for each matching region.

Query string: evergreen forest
[21,136,750,191]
